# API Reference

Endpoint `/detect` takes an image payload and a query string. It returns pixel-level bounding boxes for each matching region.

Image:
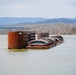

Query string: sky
[0,0,76,18]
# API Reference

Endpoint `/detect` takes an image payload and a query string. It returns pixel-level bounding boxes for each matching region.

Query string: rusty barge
[8,31,64,49]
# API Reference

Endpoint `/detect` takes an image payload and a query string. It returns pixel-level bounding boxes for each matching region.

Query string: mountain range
[0,17,76,25]
[0,17,47,25]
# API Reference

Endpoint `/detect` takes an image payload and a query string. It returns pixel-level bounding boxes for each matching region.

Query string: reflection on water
[0,35,76,75]
[8,49,28,52]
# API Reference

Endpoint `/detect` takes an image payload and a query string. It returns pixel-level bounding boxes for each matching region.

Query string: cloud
[0,0,76,18]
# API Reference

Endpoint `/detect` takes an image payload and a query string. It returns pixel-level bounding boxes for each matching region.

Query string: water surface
[0,35,76,75]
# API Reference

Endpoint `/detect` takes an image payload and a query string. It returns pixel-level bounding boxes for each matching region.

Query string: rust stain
[8,31,27,49]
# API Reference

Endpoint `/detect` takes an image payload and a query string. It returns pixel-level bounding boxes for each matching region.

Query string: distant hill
[0,17,47,25]
[0,17,76,25]
[36,18,76,24]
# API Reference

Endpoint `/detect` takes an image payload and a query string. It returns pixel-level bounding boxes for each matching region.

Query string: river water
[0,35,76,75]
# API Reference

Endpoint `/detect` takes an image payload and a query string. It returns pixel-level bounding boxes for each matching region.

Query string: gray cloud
[0,0,76,18]
[0,0,37,6]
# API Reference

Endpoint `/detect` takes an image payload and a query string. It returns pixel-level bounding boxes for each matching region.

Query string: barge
[50,35,64,44]
[8,31,64,49]
[26,38,56,49]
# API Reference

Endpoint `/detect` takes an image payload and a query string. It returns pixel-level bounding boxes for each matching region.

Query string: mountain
[0,17,76,25]
[36,18,76,24]
[0,17,47,25]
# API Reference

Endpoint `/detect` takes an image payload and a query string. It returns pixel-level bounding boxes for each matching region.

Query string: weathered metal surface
[8,31,27,49]
[8,31,63,49]
[26,45,49,49]
[37,33,44,39]
[26,39,56,49]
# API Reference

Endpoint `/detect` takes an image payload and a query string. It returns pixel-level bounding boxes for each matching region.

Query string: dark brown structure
[37,32,49,39]
[8,31,27,49]
[43,33,49,37]
[27,32,36,42]
[37,33,44,39]
[8,31,36,49]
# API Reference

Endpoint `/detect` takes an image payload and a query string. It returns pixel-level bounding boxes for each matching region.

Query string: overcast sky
[0,0,76,18]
